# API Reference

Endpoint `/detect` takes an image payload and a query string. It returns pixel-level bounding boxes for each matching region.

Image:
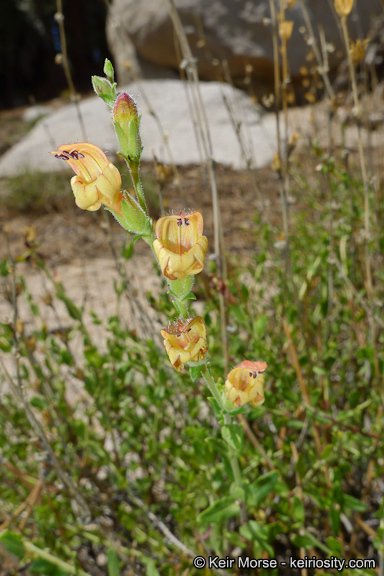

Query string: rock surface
[106,0,380,90]
[0,79,279,176]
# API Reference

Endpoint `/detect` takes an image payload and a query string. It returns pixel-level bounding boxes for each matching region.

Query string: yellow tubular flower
[350,39,368,65]
[334,0,354,17]
[225,361,267,408]
[279,21,294,42]
[50,143,122,214]
[153,212,208,281]
[161,317,208,371]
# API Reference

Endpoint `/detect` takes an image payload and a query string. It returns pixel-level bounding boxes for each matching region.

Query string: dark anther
[55,153,70,160]
[68,150,84,159]
[177,217,190,227]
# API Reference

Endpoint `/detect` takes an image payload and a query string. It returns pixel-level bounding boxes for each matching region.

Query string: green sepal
[167,277,194,300]
[222,397,245,415]
[189,364,203,382]
[114,118,143,163]
[181,292,196,301]
[114,122,130,157]
[173,300,181,315]
[127,117,143,162]
[120,192,150,234]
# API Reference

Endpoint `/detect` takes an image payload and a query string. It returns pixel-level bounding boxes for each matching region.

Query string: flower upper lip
[50,142,110,182]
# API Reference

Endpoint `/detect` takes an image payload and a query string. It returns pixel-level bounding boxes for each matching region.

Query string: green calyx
[106,192,154,243]
[167,276,194,317]
[114,118,143,164]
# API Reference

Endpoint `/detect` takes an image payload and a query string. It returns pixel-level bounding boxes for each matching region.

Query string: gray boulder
[106,0,380,91]
[0,79,277,176]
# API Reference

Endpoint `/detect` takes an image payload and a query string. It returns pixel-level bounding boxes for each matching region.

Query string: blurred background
[2,0,383,111]
[0,0,110,109]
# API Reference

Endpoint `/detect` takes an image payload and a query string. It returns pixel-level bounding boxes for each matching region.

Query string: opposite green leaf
[247,471,279,507]
[0,531,24,559]
[198,497,240,523]
[107,549,120,576]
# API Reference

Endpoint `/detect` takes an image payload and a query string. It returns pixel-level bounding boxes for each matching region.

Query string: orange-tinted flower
[279,21,294,41]
[50,143,122,214]
[334,0,354,17]
[153,212,208,281]
[225,361,267,408]
[350,39,368,65]
[161,316,208,371]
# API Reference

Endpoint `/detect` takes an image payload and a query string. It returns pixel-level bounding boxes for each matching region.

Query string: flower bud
[161,317,208,371]
[113,93,143,162]
[225,361,267,408]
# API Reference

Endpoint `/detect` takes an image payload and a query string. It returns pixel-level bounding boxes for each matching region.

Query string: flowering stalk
[52,62,269,531]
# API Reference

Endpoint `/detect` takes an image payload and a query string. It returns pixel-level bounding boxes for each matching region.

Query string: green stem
[168,276,194,318]
[201,364,242,488]
[201,364,224,409]
[223,413,242,487]
[223,411,247,523]
[200,366,247,522]
[130,161,148,215]
[24,541,91,576]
